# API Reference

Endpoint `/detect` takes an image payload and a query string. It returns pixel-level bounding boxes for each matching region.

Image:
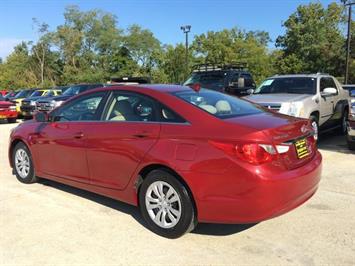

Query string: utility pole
[180,25,191,78]
[345,1,354,84]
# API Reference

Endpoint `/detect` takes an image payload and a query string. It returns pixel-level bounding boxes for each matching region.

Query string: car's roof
[97,84,191,93]
[268,74,331,79]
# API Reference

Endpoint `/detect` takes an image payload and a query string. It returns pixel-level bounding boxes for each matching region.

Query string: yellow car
[11,89,37,113]
[20,89,62,117]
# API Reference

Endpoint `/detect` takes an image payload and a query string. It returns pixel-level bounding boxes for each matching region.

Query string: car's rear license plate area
[295,138,309,159]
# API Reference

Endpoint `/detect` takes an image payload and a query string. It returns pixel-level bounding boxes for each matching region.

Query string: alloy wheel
[145,181,182,229]
[15,148,30,179]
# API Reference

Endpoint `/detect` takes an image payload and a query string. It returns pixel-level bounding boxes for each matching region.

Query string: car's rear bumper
[0,110,17,119]
[183,151,322,224]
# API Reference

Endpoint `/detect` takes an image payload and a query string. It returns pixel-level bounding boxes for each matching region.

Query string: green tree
[159,44,187,84]
[124,24,162,75]
[192,28,275,84]
[0,42,37,89]
[276,2,346,76]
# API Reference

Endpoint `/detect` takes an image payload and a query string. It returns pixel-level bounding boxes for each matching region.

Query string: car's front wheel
[12,142,38,184]
[139,169,196,238]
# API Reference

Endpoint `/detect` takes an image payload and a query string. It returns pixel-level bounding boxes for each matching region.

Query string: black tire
[7,118,16,123]
[339,109,348,135]
[348,141,355,151]
[12,142,38,184]
[139,169,197,238]
[310,115,319,141]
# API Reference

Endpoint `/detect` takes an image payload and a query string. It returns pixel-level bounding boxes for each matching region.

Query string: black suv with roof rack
[183,63,256,96]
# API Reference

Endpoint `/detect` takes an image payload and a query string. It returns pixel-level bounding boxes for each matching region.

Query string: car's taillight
[209,141,280,165]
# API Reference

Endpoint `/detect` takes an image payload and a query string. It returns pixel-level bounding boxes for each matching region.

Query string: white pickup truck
[244,73,351,139]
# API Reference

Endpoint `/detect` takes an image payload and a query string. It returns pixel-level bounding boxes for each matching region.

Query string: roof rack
[192,63,248,73]
[108,77,151,84]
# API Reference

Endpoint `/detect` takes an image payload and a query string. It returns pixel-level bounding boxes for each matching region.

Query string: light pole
[180,25,191,78]
[345,1,354,84]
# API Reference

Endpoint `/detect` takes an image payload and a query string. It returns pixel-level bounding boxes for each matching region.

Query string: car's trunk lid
[226,112,317,169]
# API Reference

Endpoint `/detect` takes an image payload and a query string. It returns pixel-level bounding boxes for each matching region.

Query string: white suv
[244,74,351,139]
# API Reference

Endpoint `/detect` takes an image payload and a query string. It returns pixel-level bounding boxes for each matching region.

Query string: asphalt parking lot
[0,121,354,265]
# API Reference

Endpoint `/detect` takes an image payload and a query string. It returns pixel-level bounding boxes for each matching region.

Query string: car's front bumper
[0,110,17,120]
[183,151,322,224]
[20,106,36,117]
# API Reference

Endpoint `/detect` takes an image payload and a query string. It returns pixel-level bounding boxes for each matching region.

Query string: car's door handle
[74,132,84,139]
[132,131,151,138]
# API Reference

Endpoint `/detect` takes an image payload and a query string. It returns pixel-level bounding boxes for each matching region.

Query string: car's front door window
[104,92,157,122]
[55,92,105,121]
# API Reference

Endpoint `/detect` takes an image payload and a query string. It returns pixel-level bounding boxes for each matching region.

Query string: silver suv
[244,74,351,138]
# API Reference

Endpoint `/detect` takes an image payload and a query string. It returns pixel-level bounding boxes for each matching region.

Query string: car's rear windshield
[184,72,226,90]
[173,89,263,119]
[255,77,316,94]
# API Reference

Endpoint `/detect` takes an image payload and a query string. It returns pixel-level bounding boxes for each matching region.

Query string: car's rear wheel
[348,140,355,151]
[139,169,196,238]
[12,142,37,184]
[340,109,348,135]
[7,118,16,123]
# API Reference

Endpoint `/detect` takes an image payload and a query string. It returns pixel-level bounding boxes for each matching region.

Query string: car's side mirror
[246,88,254,94]
[34,112,48,123]
[321,87,337,97]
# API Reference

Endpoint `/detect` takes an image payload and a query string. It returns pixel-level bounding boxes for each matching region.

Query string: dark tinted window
[30,91,45,97]
[174,89,263,119]
[240,73,254,87]
[255,77,316,94]
[320,77,338,93]
[184,72,226,90]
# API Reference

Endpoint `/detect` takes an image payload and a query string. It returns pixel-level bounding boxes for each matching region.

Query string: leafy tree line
[0,2,354,89]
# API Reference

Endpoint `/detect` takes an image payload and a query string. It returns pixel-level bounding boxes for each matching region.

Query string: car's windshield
[255,77,316,94]
[15,90,32,98]
[30,91,45,97]
[62,86,82,96]
[173,89,263,119]
[0,94,5,101]
[184,72,226,89]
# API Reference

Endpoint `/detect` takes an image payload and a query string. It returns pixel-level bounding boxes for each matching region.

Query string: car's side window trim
[50,91,109,122]
[100,90,189,124]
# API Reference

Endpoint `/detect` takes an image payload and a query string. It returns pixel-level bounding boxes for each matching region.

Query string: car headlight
[54,101,64,107]
[9,106,16,111]
[280,102,303,117]
[30,101,36,106]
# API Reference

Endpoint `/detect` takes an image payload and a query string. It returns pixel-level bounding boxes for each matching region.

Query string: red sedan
[0,95,17,123]
[8,85,322,238]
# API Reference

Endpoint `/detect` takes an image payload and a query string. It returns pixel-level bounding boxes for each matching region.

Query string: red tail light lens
[209,141,276,165]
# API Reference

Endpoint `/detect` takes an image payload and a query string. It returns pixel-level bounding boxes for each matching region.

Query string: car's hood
[23,96,43,102]
[0,101,15,108]
[244,93,311,104]
[38,95,72,102]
